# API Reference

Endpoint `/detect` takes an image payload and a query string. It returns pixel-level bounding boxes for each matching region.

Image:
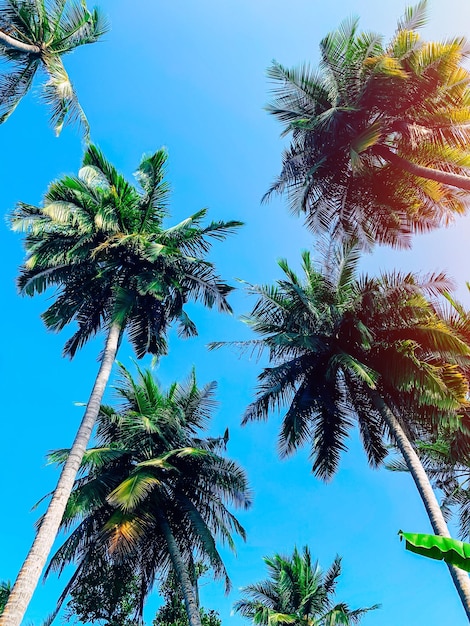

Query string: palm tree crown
[0,0,108,134]
[237,245,469,478]
[12,144,241,358]
[265,1,470,248]
[46,364,252,625]
[234,546,378,626]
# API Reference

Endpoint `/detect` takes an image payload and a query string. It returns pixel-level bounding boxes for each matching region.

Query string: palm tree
[264,1,470,248]
[0,0,108,135]
[44,364,251,626]
[223,245,470,618]
[3,145,242,626]
[234,546,378,626]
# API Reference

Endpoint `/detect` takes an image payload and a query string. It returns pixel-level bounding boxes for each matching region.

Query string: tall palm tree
[0,0,108,135]
[221,245,470,618]
[264,1,470,248]
[2,145,242,626]
[44,365,251,626]
[234,546,378,626]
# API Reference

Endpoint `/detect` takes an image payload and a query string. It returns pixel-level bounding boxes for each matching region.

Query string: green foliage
[399,532,470,572]
[228,243,470,479]
[265,1,470,248]
[63,560,141,626]
[0,581,11,615]
[234,546,378,625]
[388,433,470,541]
[11,145,242,359]
[385,286,470,540]
[153,567,221,626]
[45,365,251,622]
[0,0,108,134]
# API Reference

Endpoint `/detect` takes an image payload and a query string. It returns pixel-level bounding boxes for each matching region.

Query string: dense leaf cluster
[44,365,250,622]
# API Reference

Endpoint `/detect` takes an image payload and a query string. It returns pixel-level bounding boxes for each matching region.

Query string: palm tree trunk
[0,321,122,626]
[370,390,470,622]
[374,144,470,192]
[159,518,202,626]
[0,30,40,54]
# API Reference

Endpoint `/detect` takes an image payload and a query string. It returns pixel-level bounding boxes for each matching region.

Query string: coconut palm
[44,365,251,626]
[226,244,470,617]
[234,546,378,626]
[0,0,108,135]
[3,145,242,626]
[265,1,470,248]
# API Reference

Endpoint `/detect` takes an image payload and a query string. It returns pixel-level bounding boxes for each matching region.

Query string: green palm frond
[396,0,428,31]
[0,580,11,615]
[107,470,164,512]
[328,352,378,388]
[0,57,39,122]
[135,149,171,229]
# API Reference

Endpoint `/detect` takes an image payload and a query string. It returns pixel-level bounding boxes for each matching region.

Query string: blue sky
[2,0,470,624]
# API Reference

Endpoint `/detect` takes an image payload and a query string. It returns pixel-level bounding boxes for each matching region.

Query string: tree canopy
[265,1,470,248]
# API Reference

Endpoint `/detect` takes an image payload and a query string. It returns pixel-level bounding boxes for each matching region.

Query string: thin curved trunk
[374,144,470,192]
[0,30,40,54]
[370,390,470,622]
[160,518,202,626]
[0,321,122,626]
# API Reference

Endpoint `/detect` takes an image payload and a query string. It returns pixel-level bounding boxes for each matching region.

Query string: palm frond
[0,57,38,122]
[397,1,428,33]
[41,53,89,136]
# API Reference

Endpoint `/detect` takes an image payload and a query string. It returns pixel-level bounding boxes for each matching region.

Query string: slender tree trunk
[370,390,470,622]
[0,321,122,626]
[159,518,202,626]
[0,30,40,54]
[374,144,470,192]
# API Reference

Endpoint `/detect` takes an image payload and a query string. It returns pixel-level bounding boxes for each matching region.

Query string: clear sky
[2,0,470,624]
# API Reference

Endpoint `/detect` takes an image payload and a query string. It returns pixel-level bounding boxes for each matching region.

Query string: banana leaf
[399,531,470,572]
